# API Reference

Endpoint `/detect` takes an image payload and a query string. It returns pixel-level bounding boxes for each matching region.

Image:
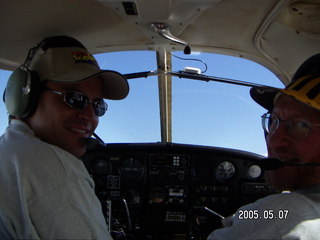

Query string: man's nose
[266,122,291,148]
[77,103,97,120]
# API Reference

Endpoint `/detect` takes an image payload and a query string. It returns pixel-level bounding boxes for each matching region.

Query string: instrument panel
[82,142,276,240]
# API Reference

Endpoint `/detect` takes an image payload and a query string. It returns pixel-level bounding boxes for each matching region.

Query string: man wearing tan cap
[0,36,129,239]
[208,54,320,239]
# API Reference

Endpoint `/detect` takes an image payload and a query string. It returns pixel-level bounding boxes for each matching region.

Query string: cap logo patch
[71,51,99,68]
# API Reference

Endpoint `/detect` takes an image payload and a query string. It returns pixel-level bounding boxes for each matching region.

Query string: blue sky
[0,51,284,156]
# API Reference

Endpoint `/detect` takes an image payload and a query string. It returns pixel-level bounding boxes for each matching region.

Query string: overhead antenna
[170,53,208,74]
[151,22,191,55]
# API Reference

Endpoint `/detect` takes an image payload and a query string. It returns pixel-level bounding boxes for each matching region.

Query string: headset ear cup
[23,70,40,118]
[4,67,40,118]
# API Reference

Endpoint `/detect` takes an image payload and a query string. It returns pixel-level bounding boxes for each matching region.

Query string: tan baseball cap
[27,35,129,100]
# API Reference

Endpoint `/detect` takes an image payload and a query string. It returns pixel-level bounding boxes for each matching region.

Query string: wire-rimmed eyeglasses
[261,112,320,139]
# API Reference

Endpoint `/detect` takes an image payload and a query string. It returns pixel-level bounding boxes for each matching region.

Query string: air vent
[122,2,138,15]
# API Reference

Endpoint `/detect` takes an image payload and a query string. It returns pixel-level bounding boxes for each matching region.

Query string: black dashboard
[82,142,276,240]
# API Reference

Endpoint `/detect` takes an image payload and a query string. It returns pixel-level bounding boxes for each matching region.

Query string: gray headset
[3,44,43,118]
[3,36,88,118]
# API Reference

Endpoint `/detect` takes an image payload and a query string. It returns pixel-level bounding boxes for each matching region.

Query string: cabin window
[0,51,283,156]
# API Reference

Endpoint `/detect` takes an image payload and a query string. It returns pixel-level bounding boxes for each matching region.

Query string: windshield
[0,51,283,156]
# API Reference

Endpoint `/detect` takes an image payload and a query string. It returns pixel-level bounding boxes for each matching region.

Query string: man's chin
[265,167,317,191]
[68,147,86,158]
[73,139,88,157]
[265,169,293,191]
[60,140,87,158]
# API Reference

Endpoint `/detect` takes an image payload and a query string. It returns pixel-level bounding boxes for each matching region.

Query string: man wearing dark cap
[0,36,129,239]
[208,54,320,239]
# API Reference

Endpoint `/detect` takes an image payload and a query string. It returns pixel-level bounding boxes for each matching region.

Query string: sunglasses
[45,88,108,117]
[261,113,320,139]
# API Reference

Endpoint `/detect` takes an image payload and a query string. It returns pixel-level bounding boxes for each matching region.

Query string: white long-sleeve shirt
[0,119,112,240]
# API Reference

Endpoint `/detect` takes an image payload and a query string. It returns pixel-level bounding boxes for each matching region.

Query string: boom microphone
[85,132,106,149]
[256,158,320,170]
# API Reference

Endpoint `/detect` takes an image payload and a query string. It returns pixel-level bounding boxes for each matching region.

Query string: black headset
[3,36,84,118]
